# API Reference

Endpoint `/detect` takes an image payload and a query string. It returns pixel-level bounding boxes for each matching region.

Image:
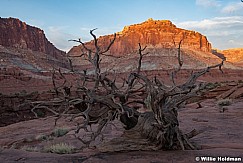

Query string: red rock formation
[69,18,212,56]
[0,17,66,59]
[220,48,243,63]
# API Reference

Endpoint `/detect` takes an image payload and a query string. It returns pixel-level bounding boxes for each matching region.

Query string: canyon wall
[0,17,66,60]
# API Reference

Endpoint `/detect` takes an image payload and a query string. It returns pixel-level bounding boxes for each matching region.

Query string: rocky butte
[69,18,212,57]
[0,17,66,60]
[220,48,243,67]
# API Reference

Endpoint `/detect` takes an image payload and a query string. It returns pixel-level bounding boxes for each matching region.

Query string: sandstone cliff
[220,48,243,63]
[0,17,66,60]
[69,18,212,56]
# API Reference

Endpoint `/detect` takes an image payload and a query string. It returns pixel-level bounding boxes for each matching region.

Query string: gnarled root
[131,112,199,150]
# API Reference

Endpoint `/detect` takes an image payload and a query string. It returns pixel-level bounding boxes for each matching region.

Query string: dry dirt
[0,98,243,163]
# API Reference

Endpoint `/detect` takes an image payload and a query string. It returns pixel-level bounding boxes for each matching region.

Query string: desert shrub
[217,99,232,107]
[19,90,27,96]
[52,128,69,137]
[21,146,38,152]
[35,109,45,117]
[205,82,218,90]
[44,143,75,154]
[35,134,49,141]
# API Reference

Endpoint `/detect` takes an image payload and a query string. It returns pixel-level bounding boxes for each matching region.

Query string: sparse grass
[217,99,232,107]
[52,128,69,137]
[35,134,49,141]
[21,146,39,152]
[205,82,218,90]
[44,143,75,154]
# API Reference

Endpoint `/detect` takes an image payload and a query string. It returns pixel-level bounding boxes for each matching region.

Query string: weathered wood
[30,30,224,150]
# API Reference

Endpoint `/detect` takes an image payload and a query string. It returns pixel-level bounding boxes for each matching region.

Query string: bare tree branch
[30,29,225,151]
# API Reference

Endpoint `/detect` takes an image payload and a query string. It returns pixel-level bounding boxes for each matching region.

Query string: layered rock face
[0,17,66,59]
[69,18,212,56]
[220,48,243,63]
[212,48,243,68]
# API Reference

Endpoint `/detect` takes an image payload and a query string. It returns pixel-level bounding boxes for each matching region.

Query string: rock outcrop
[220,48,243,67]
[69,18,212,56]
[0,17,66,59]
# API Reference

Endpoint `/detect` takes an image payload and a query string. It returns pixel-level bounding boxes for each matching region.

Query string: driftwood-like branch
[181,60,224,89]
[31,29,225,150]
[171,37,183,86]
[128,38,224,150]
[51,68,70,97]
[137,43,149,74]
[101,33,116,54]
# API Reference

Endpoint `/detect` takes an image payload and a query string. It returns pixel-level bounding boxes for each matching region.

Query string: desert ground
[1,76,243,163]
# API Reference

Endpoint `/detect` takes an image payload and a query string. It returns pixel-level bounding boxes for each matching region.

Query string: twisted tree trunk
[30,29,224,151]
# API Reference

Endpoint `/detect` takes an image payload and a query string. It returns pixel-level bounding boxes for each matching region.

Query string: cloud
[45,26,79,52]
[195,0,221,7]
[228,39,243,46]
[221,2,243,14]
[177,16,243,49]
[178,16,243,30]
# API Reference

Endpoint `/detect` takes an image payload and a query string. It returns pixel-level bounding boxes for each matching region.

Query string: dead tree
[31,29,224,150]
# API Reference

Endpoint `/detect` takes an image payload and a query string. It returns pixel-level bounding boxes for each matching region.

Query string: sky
[1,0,243,52]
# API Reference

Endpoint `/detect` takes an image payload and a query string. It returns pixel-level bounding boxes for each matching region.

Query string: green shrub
[52,128,69,137]
[217,99,232,107]
[44,143,75,154]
